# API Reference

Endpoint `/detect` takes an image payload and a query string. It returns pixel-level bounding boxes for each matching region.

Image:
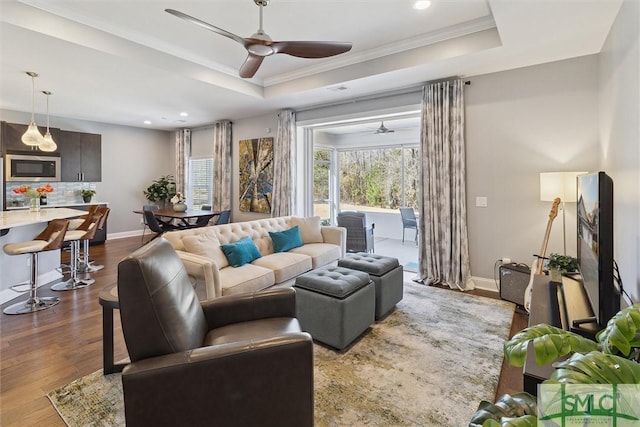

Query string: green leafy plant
[470,304,640,426]
[143,175,176,203]
[546,253,578,273]
[81,189,96,197]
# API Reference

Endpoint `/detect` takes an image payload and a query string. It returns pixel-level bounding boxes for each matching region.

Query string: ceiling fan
[166,1,353,79]
[374,121,395,134]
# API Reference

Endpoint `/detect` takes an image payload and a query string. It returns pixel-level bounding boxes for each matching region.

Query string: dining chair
[215,209,231,225]
[141,204,159,243]
[399,207,418,245]
[143,210,185,242]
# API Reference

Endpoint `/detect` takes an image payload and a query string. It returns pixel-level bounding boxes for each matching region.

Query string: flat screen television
[575,171,618,328]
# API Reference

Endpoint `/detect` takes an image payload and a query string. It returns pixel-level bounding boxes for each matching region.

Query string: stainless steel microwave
[5,154,61,182]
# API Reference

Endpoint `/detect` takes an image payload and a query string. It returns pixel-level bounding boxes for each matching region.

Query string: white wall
[598,0,640,301]
[1,109,174,234]
[466,55,601,279]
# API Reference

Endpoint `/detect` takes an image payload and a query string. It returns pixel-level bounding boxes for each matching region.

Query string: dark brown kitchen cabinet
[1,121,61,155]
[59,130,101,182]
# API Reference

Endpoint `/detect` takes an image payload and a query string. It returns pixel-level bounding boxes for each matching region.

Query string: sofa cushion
[218,264,275,295]
[220,237,262,267]
[290,216,323,244]
[269,226,303,253]
[289,243,342,269]
[252,253,312,284]
[182,230,229,269]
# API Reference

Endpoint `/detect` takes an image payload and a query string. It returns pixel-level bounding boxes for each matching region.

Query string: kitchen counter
[1,208,88,230]
[5,201,108,211]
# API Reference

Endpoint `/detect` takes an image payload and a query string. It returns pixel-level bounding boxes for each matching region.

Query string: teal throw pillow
[220,237,262,267]
[269,226,303,253]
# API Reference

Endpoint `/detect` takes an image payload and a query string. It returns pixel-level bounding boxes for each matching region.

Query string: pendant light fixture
[21,71,44,147]
[39,91,57,152]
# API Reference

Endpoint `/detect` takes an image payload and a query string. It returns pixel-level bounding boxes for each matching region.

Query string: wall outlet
[475,196,488,207]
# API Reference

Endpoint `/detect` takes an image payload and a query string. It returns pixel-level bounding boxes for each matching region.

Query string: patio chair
[337,211,374,253]
[399,207,418,245]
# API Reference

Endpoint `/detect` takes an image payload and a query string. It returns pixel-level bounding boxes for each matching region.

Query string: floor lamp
[539,171,586,255]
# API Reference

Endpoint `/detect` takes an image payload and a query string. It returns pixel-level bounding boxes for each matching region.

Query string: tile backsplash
[6,182,98,207]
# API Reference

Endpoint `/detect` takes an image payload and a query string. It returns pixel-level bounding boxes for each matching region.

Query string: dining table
[133,208,221,228]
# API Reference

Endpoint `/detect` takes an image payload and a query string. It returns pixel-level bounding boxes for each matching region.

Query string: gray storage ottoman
[294,266,375,350]
[338,253,403,319]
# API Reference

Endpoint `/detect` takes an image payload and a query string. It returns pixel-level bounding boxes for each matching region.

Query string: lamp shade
[540,172,587,202]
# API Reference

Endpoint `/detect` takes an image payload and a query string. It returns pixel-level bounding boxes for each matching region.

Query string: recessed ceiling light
[179,112,188,117]
[143,120,152,125]
[414,1,431,10]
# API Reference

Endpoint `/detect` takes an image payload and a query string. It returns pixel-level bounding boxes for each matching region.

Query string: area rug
[48,281,514,426]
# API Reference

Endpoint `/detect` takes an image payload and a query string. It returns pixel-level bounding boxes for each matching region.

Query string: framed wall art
[239,137,274,213]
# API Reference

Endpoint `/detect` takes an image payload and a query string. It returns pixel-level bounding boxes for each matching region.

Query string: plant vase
[29,197,40,212]
[173,202,187,212]
[83,195,93,203]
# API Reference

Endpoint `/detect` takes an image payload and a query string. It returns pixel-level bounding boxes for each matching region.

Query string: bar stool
[67,204,100,231]
[3,219,70,315]
[78,207,110,274]
[51,212,103,291]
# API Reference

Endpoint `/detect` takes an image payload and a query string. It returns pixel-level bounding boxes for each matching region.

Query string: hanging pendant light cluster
[21,71,57,151]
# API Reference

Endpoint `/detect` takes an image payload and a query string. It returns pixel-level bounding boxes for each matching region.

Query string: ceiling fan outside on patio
[165,0,353,79]
[374,121,395,134]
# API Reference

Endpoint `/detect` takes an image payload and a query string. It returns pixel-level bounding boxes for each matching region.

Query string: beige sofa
[163,216,346,299]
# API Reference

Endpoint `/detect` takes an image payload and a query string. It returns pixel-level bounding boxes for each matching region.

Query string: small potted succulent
[81,189,96,203]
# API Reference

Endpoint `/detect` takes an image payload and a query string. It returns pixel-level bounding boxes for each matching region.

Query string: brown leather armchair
[117,238,314,427]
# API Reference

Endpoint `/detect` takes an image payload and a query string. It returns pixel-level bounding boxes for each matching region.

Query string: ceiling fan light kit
[166,0,353,78]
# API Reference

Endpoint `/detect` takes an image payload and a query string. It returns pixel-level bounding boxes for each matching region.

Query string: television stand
[572,316,597,326]
[523,274,598,395]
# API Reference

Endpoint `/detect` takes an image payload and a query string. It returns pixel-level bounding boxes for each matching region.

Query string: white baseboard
[107,230,143,240]
[471,276,498,293]
[0,270,63,305]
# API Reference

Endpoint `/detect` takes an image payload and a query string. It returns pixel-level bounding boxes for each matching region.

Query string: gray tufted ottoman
[338,253,403,319]
[294,266,374,350]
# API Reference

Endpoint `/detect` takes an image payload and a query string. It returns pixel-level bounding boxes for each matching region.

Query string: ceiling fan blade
[165,9,248,48]
[239,54,265,78]
[271,41,352,58]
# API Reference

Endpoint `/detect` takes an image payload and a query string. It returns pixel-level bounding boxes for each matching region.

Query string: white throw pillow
[182,229,229,269]
[290,216,323,244]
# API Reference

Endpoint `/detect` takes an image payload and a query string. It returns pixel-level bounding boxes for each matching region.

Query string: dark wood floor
[0,236,527,426]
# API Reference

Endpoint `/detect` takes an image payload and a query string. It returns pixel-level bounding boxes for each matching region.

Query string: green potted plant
[143,175,176,207]
[546,253,579,273]
[81,189,96,203]
[469,304,640,426]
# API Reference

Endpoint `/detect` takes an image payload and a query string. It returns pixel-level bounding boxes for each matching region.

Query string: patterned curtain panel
[175,129,191,195]
[271,109,296,217]
[212,120,232,212]
[418,79,472,290]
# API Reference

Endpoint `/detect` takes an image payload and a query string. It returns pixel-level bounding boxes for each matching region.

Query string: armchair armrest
[174,250,221,298]
[201,287,296,329]
[122,333,313,427]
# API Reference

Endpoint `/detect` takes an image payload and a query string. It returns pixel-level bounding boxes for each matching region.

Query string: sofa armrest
[201,287,297,329]
[321,226,347,257]
[122,333,313,427]
[174,250,222,298]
